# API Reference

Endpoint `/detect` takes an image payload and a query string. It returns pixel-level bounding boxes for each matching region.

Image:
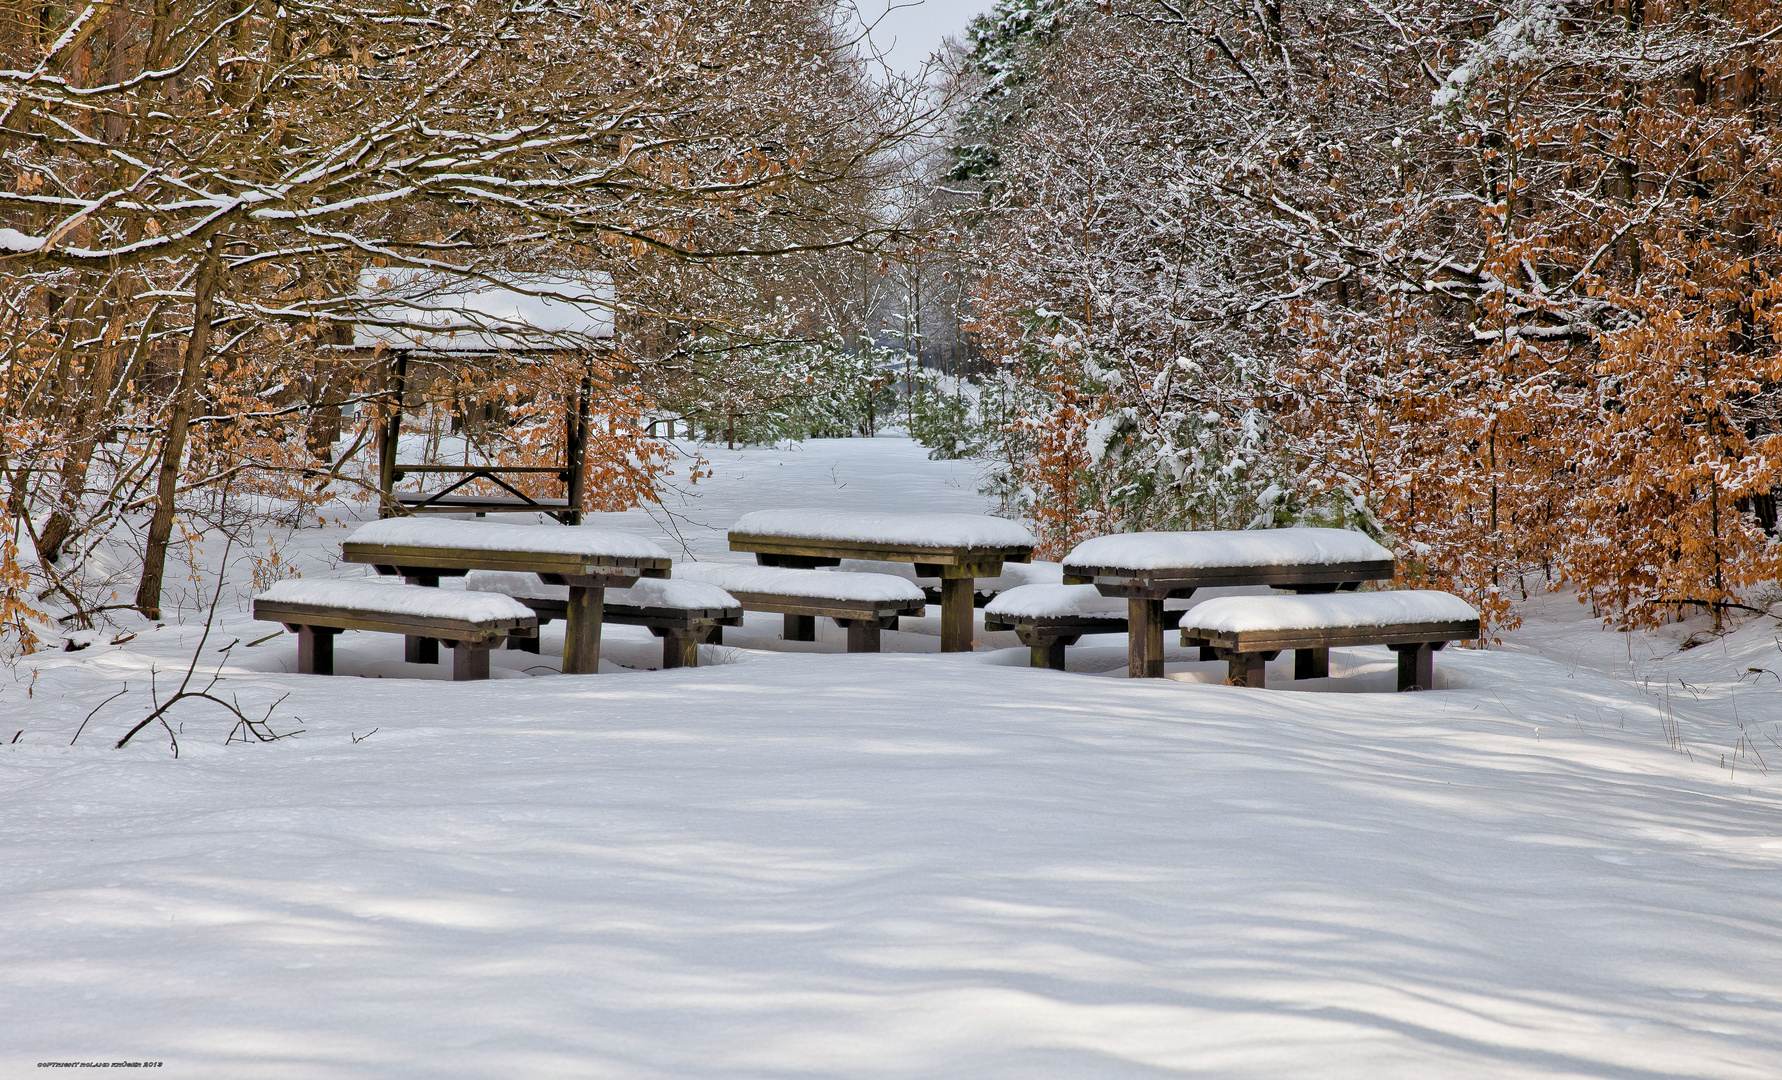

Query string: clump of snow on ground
[4,436,1781,1077]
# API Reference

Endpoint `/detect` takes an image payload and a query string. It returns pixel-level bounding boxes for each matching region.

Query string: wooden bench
[467,571,741,669]
[677,563,928,653]
[983,584,1188,670]
[838,558,1063,608]
[1177,590,1480,691]
[253,579,537,681]
[728,509,1035,652]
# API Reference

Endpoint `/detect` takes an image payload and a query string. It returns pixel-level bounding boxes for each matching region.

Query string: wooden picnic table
[1062,529,1396,678]
[727,510,1036,652]
[340,519,671,674]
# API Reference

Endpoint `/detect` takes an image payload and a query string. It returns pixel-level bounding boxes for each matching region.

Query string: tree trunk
[135,246,220,619]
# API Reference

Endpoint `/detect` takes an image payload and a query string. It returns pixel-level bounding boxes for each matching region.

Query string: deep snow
[4,436,1781,1078]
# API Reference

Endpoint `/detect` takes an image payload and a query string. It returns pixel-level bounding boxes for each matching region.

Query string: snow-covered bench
[727,509,1035,652]
[983,584,1191,670]
[253,579,537,681]
[466,571,741,669]
[1177,590,1480,691]
[676,563,928,653]
[837,559,1063,607]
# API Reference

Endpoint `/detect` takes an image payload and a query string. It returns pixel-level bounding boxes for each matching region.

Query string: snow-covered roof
[1180,590,1478,635]
[1065,528,1392,572]
[257,578,535,623]
[347,519,667,561]
[352,268,614,353]
[731,509,1036,550]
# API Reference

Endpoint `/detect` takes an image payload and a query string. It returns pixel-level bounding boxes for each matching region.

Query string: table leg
[403,573,440,664]
[1128,598,1164,678]
[940,577,974,652]
[844,619,881,653]
[661,629,698,669]
[784,613,815,642]
[1227,652,1267,688]
[297,626,336,676]
[1294,647,1330,680]
[563,584,605,675]
[1392,642,1434,691]
[451,642,491,681]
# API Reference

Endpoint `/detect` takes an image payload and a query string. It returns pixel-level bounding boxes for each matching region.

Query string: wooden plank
[254,599,532,642]
[342,542,671,578]
[718,590,926,622]
[395,496,574,512]
[1185,618,1480,654]
[983,614,1128,635]
[730,533,1033,568]
[1065,559,1396,594]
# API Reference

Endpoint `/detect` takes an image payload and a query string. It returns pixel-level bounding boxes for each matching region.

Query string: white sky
[855,0,1001,75]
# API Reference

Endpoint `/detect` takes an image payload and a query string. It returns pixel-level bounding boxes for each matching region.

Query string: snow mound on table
[731,509,1035,549]
[257,578,534,622]
[1065,528,1391,570]
[347,518,668,560]
[679,563,926,602]
[1181,590,1479,634]
[986,584,1126,619]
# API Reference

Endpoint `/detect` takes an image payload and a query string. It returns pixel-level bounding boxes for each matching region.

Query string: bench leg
[1128,598,1164,678]
[451,642,491,681]
[843,619,881,653]
[401,574,442,665]
[784,613,815,642]
[297,626,338,675]
[508,633,540,654]
[1294,647,1330,680]
[1393,642,1435,691]
[1039,638,1070,670]
[939,577,974,652]
[1226,652,1267,689]
[704,626,723,646]
[1200,646,1219,662]
[563,584,605,675]
[662,629,698,669]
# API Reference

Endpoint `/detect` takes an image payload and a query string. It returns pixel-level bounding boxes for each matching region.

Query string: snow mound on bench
[678,563,926,602]
[834,559,1063,591]
[731,509,1035,549]
[1065,528,1391,571]
[257,578,534,622]
[465,570,738,611]
[1181,590,1479,634]
[465,570,566,601]
[347,519,668,560]
[609,578,738,611]
[986,584,1127,619]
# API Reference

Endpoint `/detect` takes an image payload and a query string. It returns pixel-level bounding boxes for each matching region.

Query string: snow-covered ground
[4,436,1781,1077]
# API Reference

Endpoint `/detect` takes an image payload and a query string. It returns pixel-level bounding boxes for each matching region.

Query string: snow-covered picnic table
[1062,528,1396,678]
[728,510,1036,652]
[1179,590,1480,690]
[340,518,672,674]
